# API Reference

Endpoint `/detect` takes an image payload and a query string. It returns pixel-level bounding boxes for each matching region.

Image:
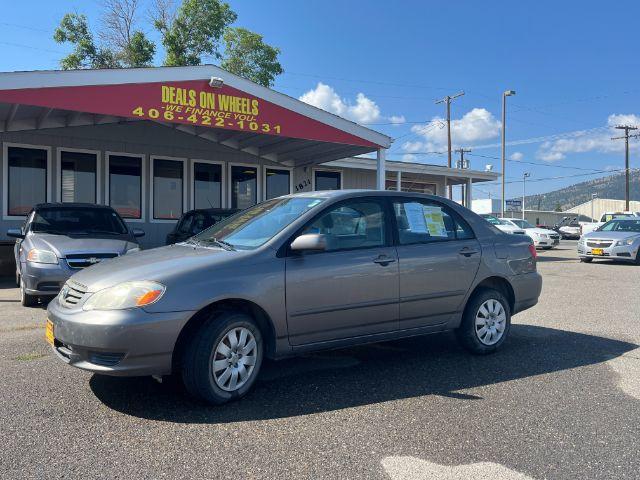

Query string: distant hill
[521,170,640,211]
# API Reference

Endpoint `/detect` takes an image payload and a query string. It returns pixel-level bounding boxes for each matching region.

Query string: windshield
[602,213,634,222]
[191,197,326,250]
[598,219,640,233]
[31,207,128,235]
[482,215,505,225]
[511,219,534,228]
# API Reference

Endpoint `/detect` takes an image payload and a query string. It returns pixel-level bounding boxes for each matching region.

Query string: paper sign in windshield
[404,203,428,233]
[423,206,448,237]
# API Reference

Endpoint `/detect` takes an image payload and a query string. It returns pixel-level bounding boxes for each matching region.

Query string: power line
[480,168,636,187]
[466,153,610,172]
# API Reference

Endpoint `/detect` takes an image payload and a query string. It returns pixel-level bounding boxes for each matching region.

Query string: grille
[65,253,118,269]
[59,281,88,308]
[587,240,613,248]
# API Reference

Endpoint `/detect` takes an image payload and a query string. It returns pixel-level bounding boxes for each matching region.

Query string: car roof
[34,202,113,210]
[283,189,448,201]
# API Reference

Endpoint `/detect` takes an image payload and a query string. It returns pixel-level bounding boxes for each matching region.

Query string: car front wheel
[20,279,38,307]
[182,310,264,405]
[456,288,511,354]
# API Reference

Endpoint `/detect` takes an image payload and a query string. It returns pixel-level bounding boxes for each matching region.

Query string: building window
[109,155,142,219]
[153,158,184,220]
[7,146,48,216]
[231,165,257,209]
[194,162,222,209]
[315,170,341,191]
[265,168,290,199]
[60,150,97,203]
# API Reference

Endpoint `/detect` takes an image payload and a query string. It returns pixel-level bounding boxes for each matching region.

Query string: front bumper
[21,261,75,296]
[533,237,560,248]
[577,243,639,262]
[46,297,195,376]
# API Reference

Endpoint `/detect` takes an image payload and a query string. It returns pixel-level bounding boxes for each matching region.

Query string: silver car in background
[578,218,640,264]
[8,203,144,306]
[47,191,542,405]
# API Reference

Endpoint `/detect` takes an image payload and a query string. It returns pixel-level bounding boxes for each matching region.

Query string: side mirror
[290,233,327,252]
[132,228,145,238]
[7,228,24,239]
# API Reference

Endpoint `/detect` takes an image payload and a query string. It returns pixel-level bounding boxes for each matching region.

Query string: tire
[580,257,593,263]
[456,288,511,355]
[20,279,38,307]
[15,271,20,287]
[635,251,640,266]
[182,310,264,405]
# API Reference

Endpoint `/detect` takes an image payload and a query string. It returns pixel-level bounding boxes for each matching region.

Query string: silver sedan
[578,218,640,264]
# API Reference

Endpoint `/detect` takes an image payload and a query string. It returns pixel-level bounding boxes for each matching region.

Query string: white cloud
[405,108,501,154]
[535,113,640,162]
[509,151,524,161]
[299,82,403,126]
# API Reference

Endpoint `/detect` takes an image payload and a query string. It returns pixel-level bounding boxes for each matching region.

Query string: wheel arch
[468,276,515,314]
[171,297,277,374]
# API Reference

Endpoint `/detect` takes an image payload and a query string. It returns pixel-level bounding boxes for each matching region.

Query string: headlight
[27,249,58,264]
[539,233,549,238]
[615,237,637,247]
[83,281,165,311]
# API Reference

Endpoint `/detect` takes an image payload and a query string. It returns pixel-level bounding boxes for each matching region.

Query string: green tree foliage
[53,13,120,69]
[221,27,284,87]
[154,0,237,66]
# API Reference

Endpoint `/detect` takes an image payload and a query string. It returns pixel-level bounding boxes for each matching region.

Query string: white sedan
[500,218,560,249]
[480,214,527,235]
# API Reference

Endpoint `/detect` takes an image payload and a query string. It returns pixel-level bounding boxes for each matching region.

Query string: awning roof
[0,65,391,167]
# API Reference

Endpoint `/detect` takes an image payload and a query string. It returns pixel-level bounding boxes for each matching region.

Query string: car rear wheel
[456,288,511,354]
[20,279,38,307]
[182,310,264,405]
[635,251,640,266]
[580,257,593,263]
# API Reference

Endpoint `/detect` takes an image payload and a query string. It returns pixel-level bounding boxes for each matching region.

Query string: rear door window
[393,199,474,244]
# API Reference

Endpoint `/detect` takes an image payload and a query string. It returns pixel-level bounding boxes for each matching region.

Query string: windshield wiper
[198,237,236,251]
[84,229,121,235]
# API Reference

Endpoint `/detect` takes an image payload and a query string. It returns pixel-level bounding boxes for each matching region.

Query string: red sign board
[0,80,379,148]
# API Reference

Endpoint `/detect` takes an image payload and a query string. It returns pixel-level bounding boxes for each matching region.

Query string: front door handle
[459,247,479,257]
[373,255,396,266]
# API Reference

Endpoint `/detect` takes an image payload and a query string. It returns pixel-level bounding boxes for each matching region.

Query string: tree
[554,203,563,212]
[53,13,120,69]
[101,0,155,67]
[153,0,237,66]
[221,27,284,87]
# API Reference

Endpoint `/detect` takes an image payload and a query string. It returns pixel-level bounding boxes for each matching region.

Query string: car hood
[582,231,640,241]
[525,227,557,235]
[496,225,525,234]
[30,234,134,258]
[67,244,246,292]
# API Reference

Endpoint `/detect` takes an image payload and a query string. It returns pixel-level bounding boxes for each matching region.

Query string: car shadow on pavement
[89,324,636,423]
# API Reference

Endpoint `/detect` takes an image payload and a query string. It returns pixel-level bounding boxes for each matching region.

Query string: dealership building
[0,65,498,266]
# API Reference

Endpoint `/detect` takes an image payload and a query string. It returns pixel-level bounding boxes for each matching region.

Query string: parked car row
[479,214,560,250]
[7,203,238,306]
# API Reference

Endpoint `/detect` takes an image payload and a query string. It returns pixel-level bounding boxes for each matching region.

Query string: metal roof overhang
[0,65,392,168]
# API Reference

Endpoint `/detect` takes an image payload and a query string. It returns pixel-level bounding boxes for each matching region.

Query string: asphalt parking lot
[1,241,639,479]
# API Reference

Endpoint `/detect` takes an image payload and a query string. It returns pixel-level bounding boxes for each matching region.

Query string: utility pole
[455,147,471,205]
[611,125,638,211]
[522,172,531,220]
[501,90,516,217]
[435,91,464,199]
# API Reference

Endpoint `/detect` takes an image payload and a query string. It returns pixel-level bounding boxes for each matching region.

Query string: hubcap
[212,327,257,392]
[475,299,507,346]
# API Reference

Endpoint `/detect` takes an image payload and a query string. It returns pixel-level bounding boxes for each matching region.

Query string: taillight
[528,244,537,259]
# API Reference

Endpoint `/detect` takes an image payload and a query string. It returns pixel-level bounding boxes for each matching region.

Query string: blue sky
[1,0,638,200]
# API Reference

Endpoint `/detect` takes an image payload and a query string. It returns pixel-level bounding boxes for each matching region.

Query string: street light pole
[501,89,516,218]
[435,91,464,199]
[522,172,530,220]
[612,125,638,211]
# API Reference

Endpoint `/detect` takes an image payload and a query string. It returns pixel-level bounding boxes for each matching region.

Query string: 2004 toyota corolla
[47,191,542,405]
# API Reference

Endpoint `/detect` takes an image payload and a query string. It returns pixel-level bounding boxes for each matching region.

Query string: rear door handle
[459,247,479,257]
[373,255,396,266]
